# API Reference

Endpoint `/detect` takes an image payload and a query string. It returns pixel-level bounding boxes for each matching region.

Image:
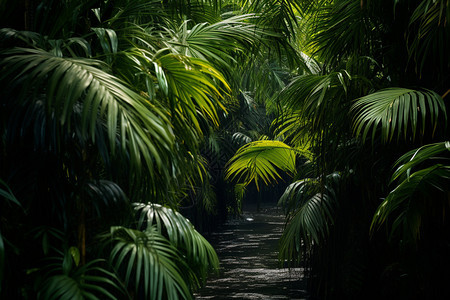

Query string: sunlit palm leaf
[352,88,447,143]
[155,54,230,127]
[0,48,174,176]
[273,111,312,148]
[225,140,311,189]
[109,226,192,299]
[133,203,219,282]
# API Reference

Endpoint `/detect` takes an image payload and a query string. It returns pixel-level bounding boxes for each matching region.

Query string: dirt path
[195,205,310,299]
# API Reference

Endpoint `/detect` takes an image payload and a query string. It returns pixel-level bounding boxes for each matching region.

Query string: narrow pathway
[195,204,310,299]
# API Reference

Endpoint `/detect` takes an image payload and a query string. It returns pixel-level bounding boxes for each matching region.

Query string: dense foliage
[0,0,294,298]
[226,0,449,299]
[1,0,449,299]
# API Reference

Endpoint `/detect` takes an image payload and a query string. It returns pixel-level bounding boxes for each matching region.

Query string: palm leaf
[225,140,311,190]
[133,203,219,282]
[371,164,450,241]
[371,141,450,240]
[278,172,340,264]
[278,71,353,138]
[351,88,447,143]
[279,192,336,264]
[155,53,230,127]
[167,14,261,66]
[306,0,373,66]
[407,0,450,75]
[108,226,193,299]
[0,48,174,176]
[278,178,318,214]
[0,179,21,284]
[391,141,450,182]
[0,179,20,207]
[38,255,123,300]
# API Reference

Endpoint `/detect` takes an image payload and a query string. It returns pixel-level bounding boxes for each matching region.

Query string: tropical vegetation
[225,0,450,299]
[1,0,449,299]
[0,0,288,298]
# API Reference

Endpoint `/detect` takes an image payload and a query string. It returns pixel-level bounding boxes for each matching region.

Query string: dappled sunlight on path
[195,204,310,300]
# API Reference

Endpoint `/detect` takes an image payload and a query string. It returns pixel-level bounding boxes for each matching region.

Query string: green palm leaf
[407,0,450,75]
[167,14,261,66]
[133,203,219,282]
[278,172,339,264]
[371,164,450,241]
[155,53,229,127]
[278,71,353,140]
[0,179,21,285]
[0,179,20,207]
[225,140,311,189]
[279,193,336,264]
[109,226,193,299]
[0,47,174,176]
[278,177,317,214]
[371,141,450,240]
[306,0,373,66]
[352,88,447,143]
[38,255,123,300]
[391,141,450,182]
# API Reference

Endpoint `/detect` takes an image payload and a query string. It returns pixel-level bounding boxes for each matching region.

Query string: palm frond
[278,178,318,214]
[371,164,450,241]
[154,54,230,127]
[279,192,336,264]
[171,15,261,64]
[407,0,450,75]
[279,172,340,264]
[108,226,193,299]
[133,203,219,282]
[246,0,300,41]
[38,254,123,300]
[0,179,21,284]
[306,0,373,66]
[0,48,174,176]
[225,140,311,189]
[0,179,20,207]
[391,141,450,182]
[351,88,447,143]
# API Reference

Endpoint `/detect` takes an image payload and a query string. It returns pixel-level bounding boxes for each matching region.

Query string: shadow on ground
[195,203,311,300]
